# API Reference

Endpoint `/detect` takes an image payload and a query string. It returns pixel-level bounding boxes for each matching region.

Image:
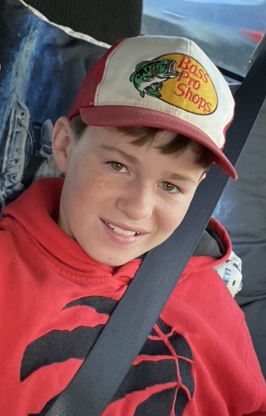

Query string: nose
[116,181,154,221]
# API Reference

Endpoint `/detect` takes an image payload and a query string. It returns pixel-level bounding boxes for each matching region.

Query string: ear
[197,171,207,185]
[52,117,75,173]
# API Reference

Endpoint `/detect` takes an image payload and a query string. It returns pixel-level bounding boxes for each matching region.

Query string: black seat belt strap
[46,41,266,416]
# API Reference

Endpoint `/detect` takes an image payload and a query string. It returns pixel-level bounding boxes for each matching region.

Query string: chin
[102,256,134,267]
[86,250,133,267]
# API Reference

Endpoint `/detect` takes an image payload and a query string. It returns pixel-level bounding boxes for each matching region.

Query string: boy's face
[53,118,206,267]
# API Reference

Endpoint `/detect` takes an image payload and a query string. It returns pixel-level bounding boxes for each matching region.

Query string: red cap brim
[80,105,238,179]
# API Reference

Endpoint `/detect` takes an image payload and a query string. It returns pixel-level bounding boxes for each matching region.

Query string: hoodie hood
[2,178,237,287]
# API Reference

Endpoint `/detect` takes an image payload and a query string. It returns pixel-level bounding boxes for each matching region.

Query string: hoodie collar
[3,178,142,283]
[3,178,231,281]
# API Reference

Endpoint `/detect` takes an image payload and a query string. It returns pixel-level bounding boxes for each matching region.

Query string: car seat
[24,0,143,45]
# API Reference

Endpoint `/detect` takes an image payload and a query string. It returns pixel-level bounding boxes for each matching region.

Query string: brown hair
[70,115,214,169]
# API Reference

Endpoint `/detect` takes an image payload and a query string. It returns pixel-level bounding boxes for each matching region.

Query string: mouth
[168,61,181,77]
[102,220,142,237]
[170,61,176,72]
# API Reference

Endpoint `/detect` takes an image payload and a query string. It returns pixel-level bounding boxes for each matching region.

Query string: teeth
[107,222,139,237]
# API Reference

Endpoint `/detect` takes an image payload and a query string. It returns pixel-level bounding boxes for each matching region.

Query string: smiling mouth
[104,221,141,237]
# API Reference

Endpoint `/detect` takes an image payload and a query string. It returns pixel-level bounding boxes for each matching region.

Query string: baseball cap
[69,36,237,179]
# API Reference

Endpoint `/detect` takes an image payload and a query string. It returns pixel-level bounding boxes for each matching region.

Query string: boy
[0,36,266,415]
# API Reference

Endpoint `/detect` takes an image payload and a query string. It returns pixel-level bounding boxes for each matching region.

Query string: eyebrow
[167,173,197,185]
[100,145,139,164]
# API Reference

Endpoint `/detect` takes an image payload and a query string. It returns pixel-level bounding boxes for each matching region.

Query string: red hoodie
[0,178,265,416]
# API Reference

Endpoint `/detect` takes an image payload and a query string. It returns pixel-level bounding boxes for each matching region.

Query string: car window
[142,0,266,77]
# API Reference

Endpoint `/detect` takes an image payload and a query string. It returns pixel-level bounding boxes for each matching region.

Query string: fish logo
[129,59,182,98]
[129,54,218,115]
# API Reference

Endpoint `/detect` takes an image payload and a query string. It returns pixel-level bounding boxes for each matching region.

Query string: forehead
[112,127,202,161]
[115,127,178,145]
[84,126,197,156]
[90,127,203,167]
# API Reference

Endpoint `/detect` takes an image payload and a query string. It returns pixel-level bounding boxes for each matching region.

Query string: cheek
[161,213,183,236]
[157,199,192,236]
[67,157,98,195]
[67,166,114,215]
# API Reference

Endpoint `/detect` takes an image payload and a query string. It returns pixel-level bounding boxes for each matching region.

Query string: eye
[161,181,180,193]
[107,161,127,172]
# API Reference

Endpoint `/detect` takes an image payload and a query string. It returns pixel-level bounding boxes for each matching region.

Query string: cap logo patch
[130,53,218,115]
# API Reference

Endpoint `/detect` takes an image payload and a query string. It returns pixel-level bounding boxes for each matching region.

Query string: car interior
[1,0,266,412]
